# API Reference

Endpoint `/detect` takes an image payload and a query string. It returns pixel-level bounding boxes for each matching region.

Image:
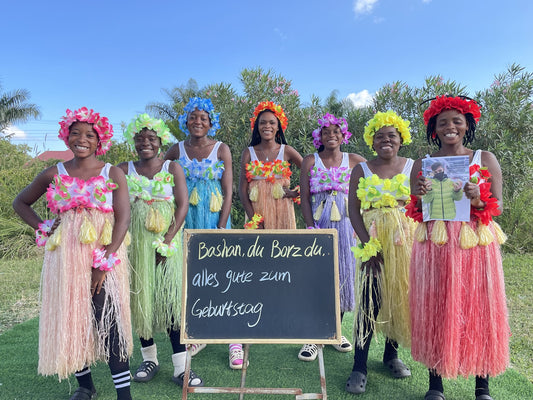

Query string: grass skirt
[38,209,132,380]
[249,177,295,229]
[355,207,413,348]
[129,199,182,339]
[186,178,231,229]
[409,220,509,378]
[312,191,356,312]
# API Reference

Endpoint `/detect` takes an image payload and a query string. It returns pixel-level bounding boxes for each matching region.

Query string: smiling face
[373,125,401,157]
[435,109,468,145]
[187,109,212,138]
[134,128,160,160]
[257,111,279,141]
[68,122,99,157]
[320,124,343,150]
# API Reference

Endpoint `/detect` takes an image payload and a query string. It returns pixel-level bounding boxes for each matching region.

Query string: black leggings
[352,275,398,374]
[140,317,186,354]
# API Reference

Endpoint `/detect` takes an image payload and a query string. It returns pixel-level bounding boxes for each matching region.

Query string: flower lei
[356,173,410,210]
[423,95,481,125]
[291,185,301,205]
[351,237,382,262]
[124,113,172,147]
[244,213,264,229]
[178,97,220,136]
[310,166,351,194]
[312,113,352,149]
[126,172,174,202]
[245,159,292,183]
[363,110,411,153]
[469,164,500,225]
[58,107,114,155]
[46,175,118,214]
[92,248,121,271]
[250,101,288,132]
[152,236,180,257]
[35,219,55,247]
[180,157,225,181]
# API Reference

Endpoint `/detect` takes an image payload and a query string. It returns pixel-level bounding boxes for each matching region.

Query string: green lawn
[0,254,532,400]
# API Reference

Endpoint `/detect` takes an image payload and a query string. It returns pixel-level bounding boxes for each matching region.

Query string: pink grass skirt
[38,209,132,380]
[409,220,509,378]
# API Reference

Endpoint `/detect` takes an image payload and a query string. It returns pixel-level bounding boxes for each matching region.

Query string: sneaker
[298,344,318,361]
[229,344,245,369]
[332,336,353,353]
[187,343,206,357]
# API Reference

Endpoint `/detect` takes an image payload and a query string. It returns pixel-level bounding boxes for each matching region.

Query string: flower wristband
[351,237,382,262]
[35,219,55,247]
[244,213,264,229]
[92,248,120,271]
[152,236,179,257]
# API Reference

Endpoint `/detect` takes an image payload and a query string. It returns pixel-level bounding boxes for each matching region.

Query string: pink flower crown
[58,107,114,155]
[312,113,352,149]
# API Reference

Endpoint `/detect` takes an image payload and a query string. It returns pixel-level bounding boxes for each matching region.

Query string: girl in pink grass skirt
[408,96,509,400]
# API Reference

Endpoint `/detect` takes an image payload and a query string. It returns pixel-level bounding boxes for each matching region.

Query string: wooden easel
[180,344,328,400]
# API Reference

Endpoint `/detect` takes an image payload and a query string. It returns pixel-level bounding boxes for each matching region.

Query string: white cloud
[353,0,379,15]
[346,90,374,108]
[1,125,26,138]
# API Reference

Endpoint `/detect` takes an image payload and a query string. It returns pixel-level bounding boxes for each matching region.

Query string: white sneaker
[298,344,318,361]
[332,336,353,353]
[187,343,206,357]
[229,344,245,369]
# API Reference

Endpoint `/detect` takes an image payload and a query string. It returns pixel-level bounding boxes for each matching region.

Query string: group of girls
[13,95,509,400]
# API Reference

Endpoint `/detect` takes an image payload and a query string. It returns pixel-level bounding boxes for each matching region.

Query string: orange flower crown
[423,95,481,125]
[250,101,288,132]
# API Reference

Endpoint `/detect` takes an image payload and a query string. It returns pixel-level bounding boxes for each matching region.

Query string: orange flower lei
[250,101,288,131]
[245,159,292,183]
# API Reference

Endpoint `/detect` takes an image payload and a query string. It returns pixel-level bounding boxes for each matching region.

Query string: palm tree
[0,83,41,132]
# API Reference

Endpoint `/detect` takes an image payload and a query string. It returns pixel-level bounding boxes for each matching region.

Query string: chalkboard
[181,229,340,344]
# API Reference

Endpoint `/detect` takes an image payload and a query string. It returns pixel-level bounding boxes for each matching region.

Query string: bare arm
[13,166,57,230]
[163,162,188,243]
[164,143,180,161]
[299,154,316,228]
[238,148,255,221]
[348,153,367,169]
[285,145,303,169]
[217,143,233,228]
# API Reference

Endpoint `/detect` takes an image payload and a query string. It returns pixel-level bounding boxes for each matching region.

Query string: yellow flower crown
[363,110,411,153]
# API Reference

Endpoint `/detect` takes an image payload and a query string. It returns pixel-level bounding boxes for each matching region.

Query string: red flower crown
[250,101,288,132]
[423,95,481,125]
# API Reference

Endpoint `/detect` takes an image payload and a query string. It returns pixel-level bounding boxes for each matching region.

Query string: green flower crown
[124,113,172,147]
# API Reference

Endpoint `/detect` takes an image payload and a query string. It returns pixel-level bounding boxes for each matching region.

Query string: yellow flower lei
[356,174,410,209]
[363,110,411,153]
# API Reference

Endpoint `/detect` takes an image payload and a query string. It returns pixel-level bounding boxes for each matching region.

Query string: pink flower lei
[58,107,114,155]
[312,113,352,149]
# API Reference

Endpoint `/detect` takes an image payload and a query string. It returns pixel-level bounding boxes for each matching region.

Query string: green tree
[0,83,41,132]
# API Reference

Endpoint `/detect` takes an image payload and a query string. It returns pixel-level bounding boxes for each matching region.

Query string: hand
[453,180,463,192]
[283,187,298,199]
[361,253,383,276]
[91,268,107,296]
[156,253,167,266]
[414,176,431,196]
[463,181,480,200]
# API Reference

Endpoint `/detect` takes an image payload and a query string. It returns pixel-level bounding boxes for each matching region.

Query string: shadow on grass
[1,316,532,400]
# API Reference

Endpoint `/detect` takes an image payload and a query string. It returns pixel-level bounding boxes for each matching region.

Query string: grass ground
[0,254,532,399]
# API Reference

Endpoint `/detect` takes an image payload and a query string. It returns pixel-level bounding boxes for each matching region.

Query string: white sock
[141,343,158,365]
[172,352,202,386]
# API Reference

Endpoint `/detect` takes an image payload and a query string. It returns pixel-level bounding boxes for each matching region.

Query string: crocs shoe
[298,344,318,361]
[332,336,353,352]
[346,371,366,394]
[384,358,411,379]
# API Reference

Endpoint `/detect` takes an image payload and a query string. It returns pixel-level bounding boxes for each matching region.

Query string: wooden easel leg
[182,348,192,400]
[317,345,327,400]
[238,344,250,400]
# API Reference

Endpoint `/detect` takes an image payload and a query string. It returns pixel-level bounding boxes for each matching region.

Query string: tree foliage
[0,83,41,132]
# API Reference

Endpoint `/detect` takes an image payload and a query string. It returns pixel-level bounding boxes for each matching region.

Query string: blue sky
[2,0,532,153]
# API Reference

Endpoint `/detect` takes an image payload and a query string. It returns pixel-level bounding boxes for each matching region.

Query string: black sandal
[172,370,204,387]
[425,389,446,400]
[69,386,97,400]
[133,360,160,382]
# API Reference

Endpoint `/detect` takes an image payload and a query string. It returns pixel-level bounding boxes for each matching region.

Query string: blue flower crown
[178,97,221,136]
